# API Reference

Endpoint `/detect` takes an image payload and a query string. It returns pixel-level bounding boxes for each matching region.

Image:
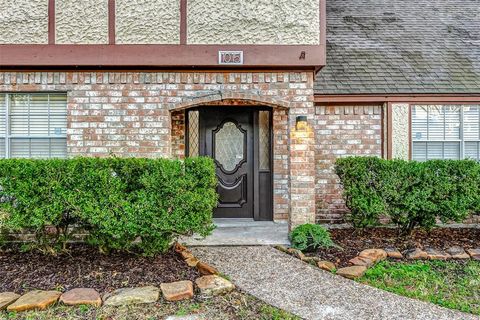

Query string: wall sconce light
[296,116,308,131]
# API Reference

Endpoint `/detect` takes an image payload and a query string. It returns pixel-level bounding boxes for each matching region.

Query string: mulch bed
[0,244,200,294]
[308,227,480,268]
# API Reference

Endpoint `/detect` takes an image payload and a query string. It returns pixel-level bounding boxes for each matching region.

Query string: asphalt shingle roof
[315,0,480,94]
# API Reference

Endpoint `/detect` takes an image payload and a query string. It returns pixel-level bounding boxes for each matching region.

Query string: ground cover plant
[0,157,218,256]
[358,260,480,315]
[336,157,480,234]
[289,223,335,252]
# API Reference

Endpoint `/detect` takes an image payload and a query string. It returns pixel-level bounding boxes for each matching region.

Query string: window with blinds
[0,93,67,159]
[412,105,480,161]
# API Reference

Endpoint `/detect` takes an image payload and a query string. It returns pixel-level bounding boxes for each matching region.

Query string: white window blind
[0,93,67,159]
[0,94,5,158]
[412,105,480,161]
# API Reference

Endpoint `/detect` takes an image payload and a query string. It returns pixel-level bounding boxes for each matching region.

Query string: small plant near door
[289,224,336,252]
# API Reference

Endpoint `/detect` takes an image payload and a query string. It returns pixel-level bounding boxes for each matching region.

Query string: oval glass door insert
[214,121,245,172]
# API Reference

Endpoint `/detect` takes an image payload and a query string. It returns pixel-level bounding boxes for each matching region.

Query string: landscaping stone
[160,281,194,301]
[385,247,403,259]
[446,246,470,259]
[317,261,336,272]
[180,250,195,260]
[103,286,159,306]
[466,249,480,260]
[404,248,428,260]
[0,292,20,310]
[185,257,199,267]
[59,288,102,307]
[196,261,219,275]
[336,266,367,279]
[349,256,374,267]
[425,248,451,260]
[174,242,187,253]
[7,290,61,312]
[301,256,318,265]
[286,248,306,260]
[195,275,235,296]
[358,249,387,263]
[274,245,289,253]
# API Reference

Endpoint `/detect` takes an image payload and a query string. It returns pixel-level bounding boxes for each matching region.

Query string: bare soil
[308,227,480,267]
[0,244,200,294]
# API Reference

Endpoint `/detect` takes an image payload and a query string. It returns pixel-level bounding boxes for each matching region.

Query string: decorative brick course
[314,105,383,223]
[0,71,315,225]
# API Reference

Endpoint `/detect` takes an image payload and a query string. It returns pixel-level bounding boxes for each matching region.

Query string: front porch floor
[180,218,290,246]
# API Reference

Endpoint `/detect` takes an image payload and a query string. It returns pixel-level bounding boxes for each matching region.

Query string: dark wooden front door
[200,108,254,218]
[191,107,272,220]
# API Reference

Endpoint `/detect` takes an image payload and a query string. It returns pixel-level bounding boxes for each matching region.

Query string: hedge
[0,157,218,255]
[335,157,480,234]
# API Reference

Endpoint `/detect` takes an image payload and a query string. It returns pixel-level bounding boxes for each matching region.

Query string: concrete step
[180,219,290,246]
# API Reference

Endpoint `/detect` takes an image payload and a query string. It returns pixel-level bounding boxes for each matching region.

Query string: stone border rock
[1,282,233,314]
[274,245,480,280]
[175,242,220,276]
[0,243,235,314]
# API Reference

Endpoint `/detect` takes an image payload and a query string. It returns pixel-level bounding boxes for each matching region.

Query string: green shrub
[0,157,218,255]
[334,157,388,228]
[289,223,335,252]
[335,157,480,234]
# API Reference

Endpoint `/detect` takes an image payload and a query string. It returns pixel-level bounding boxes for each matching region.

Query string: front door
[200,108,254,218]
[187,106,273,220]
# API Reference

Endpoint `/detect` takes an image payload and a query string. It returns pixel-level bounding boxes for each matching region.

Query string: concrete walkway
[191,246,479,320]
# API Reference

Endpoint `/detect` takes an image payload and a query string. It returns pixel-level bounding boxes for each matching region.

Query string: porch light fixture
[296,116,308,131]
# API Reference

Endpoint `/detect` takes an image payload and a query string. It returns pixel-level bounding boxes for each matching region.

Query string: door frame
[186,105,274,221]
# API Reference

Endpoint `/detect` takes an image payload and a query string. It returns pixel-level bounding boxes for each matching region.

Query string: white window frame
[411,104,480,161]
[1,93,68,159]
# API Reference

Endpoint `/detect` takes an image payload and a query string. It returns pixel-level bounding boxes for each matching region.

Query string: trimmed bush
[0,157,218,255]
[289,223,335,252]
[335,157,480,234]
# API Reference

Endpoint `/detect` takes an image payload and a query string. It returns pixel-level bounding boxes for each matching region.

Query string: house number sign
[218,51,244,65]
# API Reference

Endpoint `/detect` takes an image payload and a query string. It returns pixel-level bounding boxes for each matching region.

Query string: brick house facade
[0,70,316,226]
[0,0,479,227]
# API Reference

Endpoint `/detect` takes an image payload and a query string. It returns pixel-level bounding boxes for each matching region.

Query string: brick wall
[272,108,290,221]
[171,110,185,159]
[0,71,316,225]
[314,105,383,223]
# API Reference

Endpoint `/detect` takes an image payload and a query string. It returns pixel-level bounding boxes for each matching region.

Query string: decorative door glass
[188,110,199,157]
[259,111,270,170]
[215,121,245,171]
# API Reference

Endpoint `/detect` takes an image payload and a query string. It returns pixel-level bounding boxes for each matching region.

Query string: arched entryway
[185,105,273,221]
[170,94,296,225]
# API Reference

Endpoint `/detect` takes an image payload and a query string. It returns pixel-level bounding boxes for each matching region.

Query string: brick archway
[170,92,291,112]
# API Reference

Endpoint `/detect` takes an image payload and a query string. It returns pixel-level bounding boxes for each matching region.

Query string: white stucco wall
[0,0,48,44]
[115,0,180,44]
[391,103,410,159]
[187,0,320,45]
[56,0,109,44]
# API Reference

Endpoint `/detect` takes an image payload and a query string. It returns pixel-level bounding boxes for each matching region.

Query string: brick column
[288,74,316,229]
